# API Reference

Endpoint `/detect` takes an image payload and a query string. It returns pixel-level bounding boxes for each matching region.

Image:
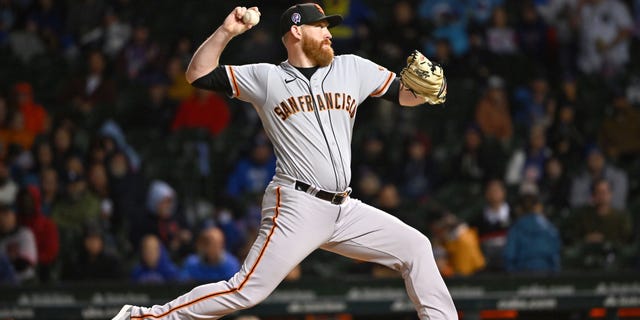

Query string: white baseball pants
[130,176,457,320]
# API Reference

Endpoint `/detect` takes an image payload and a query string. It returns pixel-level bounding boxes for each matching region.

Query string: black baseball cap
[279,3,343,36]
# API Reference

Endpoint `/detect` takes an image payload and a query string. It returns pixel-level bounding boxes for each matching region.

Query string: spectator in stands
[0,159,17,204]
[38,168,58,216]
[516,2,549,62]
[63,50,116,115]
[568,179,633,246]
[462,27,492,81]
[87,163,118,243]
[0,202,37,283]
[547,104,585,168]
[540,0,581,76]
[29,0,64,50]
[86,137,108,166]
[81,8,131,58]
[352,131,395,183]
[171,89,231,136]
[0,82,41,157]
[13,82,48,136]
[504,192,561,273]
[51,171,101,242]
[432,38,466,79]
[172,35,193,68]
[130,234,180,283]
[11,146,38,185]
[226,132,276,199]
[133,180,191,260]
[486,6,518,55]
[570,146,628,210]
[559,76,579,107]
[65,153,85,177]
[121,20,159,80]
[577,0,633,77]
[418,0,469,56]
[505,125,553,187]
[107,151,145,233]
[16,186,59,282]
[430,211,486,277]
[8,16,45,63]
[61,224,123,281]
[470,179,512,271]
[598,89,640,162]
[33,141,54,175]
[454,125,501,185]
[475,75,513,143]
[181,227,240,282]
[397,132,436,202]
[514,75,557,130]
[87,163,109,204]
[539,157,571,219]
[99,120,141,172]
[50,125,77,176]
[166,56,194,102]
[129,74,177,137]
[0,112,36,154]
[427,6,470,58]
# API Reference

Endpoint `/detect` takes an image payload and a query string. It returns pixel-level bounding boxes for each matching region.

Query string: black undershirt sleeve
[379,77,400,104]
[191,66,233,96]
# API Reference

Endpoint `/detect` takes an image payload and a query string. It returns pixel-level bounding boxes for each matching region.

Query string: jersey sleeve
[224,63,271,105]
[350,55,396,100]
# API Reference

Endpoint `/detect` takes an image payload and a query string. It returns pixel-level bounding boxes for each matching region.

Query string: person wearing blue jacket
[181,227,240,282]
[131,234,180,283]
[504,191,561,273]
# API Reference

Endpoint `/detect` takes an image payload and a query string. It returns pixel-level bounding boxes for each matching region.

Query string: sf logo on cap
[291,12,301,24]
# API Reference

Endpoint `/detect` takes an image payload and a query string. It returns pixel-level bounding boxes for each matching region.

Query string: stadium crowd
[0,0,639,286]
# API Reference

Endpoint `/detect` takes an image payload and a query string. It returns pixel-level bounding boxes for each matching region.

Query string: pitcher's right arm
[185,6,260,84]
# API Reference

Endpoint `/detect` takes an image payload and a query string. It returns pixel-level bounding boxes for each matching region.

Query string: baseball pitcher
[113,3,455,320]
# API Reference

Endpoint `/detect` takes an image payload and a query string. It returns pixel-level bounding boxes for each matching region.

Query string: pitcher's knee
[402,233,433,263]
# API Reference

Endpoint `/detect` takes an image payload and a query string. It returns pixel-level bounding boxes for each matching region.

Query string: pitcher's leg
[323,200,457,320]
[130,186,337,319]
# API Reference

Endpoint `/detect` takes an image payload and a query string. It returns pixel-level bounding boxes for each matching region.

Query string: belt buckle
[331,188,352,205]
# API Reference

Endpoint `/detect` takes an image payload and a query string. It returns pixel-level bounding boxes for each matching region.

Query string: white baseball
[242,9,260,26]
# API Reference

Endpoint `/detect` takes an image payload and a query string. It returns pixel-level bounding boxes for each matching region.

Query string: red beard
[302,34,334,67]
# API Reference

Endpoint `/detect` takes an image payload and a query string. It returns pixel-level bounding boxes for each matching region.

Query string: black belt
[294,181,351,205]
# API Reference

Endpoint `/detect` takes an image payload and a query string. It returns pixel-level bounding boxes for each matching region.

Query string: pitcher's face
[301,21,334,67]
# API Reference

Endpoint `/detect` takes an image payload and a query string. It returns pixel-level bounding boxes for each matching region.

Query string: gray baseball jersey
[225,54,395,192]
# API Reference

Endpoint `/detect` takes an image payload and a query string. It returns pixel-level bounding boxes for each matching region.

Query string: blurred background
[0,0,639,319]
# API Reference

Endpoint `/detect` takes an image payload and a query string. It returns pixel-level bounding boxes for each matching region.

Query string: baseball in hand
[242,9,260,26]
